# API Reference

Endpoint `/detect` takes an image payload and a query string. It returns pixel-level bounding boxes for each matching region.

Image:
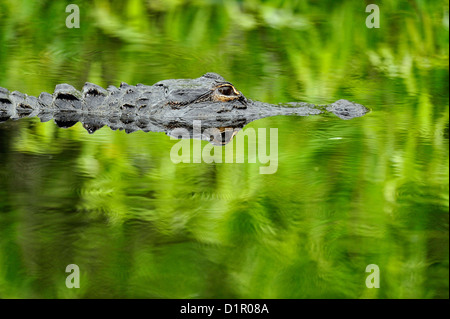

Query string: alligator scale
[0,73,369,145]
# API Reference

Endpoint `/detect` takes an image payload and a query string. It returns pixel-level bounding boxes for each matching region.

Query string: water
[0,0,448,298]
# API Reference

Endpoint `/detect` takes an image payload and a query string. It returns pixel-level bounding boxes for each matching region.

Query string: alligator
[0,73,369,145]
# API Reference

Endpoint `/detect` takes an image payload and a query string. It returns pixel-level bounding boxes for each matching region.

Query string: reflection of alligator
[0,73,369,145]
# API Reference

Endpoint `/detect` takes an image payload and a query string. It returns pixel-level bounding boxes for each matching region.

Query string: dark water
[0,0,448,298]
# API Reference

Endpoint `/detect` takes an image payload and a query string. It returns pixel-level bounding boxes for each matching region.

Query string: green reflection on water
[0,0,448,298]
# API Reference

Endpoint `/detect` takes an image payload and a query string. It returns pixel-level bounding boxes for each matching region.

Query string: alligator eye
[218,86,234,96]
[214,85,241,102]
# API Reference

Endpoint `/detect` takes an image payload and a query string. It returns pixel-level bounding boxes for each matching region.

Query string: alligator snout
[326,99,370,120]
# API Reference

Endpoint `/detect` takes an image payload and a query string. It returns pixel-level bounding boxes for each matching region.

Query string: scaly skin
[0,73,369,144]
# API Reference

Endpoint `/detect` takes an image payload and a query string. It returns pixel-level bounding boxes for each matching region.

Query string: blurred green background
[0,0,448,298]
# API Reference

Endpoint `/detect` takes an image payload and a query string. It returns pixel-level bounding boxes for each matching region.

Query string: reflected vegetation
[0,0,448,298]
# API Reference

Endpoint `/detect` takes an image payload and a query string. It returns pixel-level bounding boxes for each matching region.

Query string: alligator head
[155,72,247,108]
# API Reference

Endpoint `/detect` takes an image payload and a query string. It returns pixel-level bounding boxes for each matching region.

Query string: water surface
[0,0,448,298]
